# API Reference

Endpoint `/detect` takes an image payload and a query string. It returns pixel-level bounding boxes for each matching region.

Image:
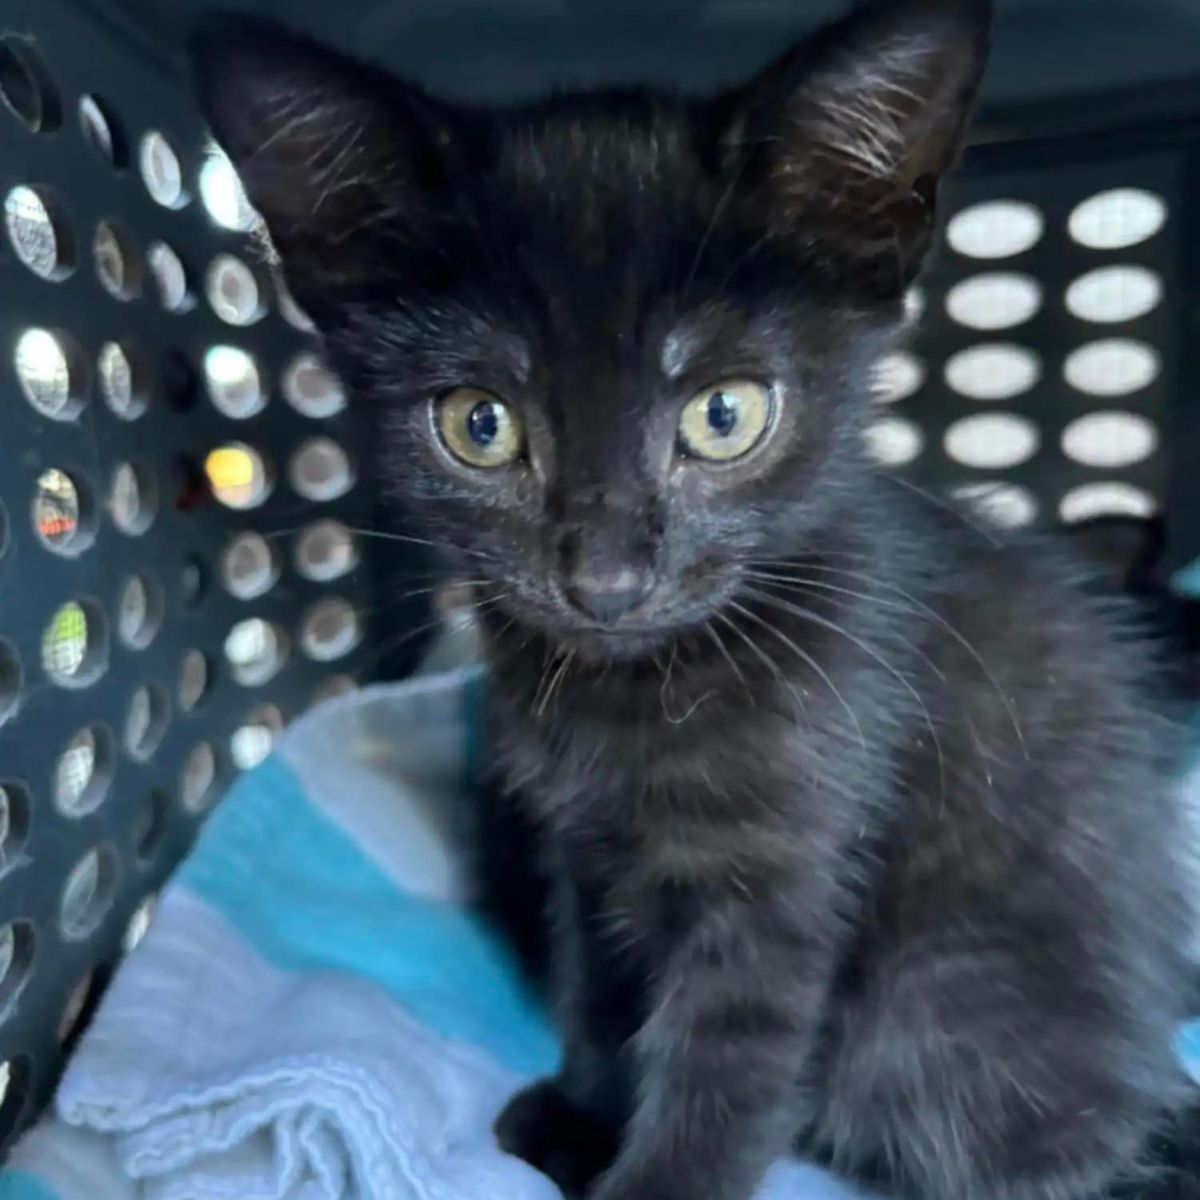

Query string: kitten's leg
[586,921,833,1200]
[496,873,637,1196]
[815,915,1186,1200]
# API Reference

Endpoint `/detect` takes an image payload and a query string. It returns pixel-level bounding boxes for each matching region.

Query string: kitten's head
[193,0,990,659]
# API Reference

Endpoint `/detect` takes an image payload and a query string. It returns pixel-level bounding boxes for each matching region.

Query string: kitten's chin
[558,627,674,664]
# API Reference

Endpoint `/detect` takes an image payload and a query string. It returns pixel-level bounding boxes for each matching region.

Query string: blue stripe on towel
[178,753,559,1079]
[0,1173,60,1200]
[1173,558,1200,600]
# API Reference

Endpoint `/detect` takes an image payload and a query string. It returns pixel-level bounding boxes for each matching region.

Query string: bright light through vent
[199,144,258,232]
[1064,339,1160,397]
[1068,189,1166,251]
[944,413,1040,470]
[1060,483,1156,524]
[945,274,1041,331]
[946,200,1044,260]
[1065,266,1162,325]
[955,483,1038,530]
[864,418,922,466]
[1061,412,1158,469]
[206,444,272,510]
[945,344,1041,401]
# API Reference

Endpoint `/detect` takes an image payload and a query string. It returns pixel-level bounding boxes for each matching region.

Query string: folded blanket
[0,666,873,1200]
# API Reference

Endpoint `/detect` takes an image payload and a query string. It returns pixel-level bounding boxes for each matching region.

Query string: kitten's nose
[565,568,651,624]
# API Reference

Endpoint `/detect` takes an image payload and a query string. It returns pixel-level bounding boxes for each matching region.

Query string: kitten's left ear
[716,0,992,292]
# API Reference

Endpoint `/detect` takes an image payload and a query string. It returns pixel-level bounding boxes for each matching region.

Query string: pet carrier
[0,0,1197,1160]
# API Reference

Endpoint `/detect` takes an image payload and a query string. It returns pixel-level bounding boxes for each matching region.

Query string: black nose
[565,569,651,624]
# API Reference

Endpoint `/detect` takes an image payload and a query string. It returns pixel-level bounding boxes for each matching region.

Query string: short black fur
[193,3,1197,1197]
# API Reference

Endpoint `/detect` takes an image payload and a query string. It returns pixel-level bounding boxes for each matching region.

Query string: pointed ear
[189,18,460,312]
[716,0,991,293]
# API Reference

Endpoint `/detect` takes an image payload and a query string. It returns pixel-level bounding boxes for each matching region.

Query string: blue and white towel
[0,665,883,1200]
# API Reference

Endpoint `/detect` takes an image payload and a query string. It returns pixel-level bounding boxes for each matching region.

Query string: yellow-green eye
[679,379,773,461]
[437,388,524,468]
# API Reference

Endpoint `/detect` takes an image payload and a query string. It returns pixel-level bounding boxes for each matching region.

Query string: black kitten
[193,2,1196,1198]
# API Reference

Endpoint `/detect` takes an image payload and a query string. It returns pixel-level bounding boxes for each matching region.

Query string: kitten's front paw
[495,1078,619,1198]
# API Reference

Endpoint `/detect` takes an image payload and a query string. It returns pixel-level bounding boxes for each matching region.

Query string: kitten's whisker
[741,573,948,685]
[743,586,945,797]
[535,649,574,717]
[886,474,1002,549]
[714,610,805,718]
[727,598,866,750]
[703,619,754,706]
[748,560,1025,754]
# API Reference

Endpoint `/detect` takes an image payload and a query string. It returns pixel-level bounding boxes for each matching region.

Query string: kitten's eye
[436,388,524,468]
[678,380,773,462]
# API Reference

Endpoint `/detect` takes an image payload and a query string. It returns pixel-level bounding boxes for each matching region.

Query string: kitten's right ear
[189,18,458,308]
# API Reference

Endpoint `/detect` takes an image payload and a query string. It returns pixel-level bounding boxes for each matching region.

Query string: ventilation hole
[944,343,1041,401]
[117,574,164,650]
[283,353,346,418]
[300,597,361,662]
[864,418,923,466]
[57,972,96,1045]
[0,643,20,727]
[221,532,280,600]
[78,94,124,166]
[123,895,157,950]
[124,684,169,762]
[98,340,148,419]
[199,144,258,231]
[1068,188,1166,251]
[181,557,208,607]
[181,742,219,813]
[34,468,96,556]
[206,443,273,510]
[204,345,265,418]
[873,353,924,404]
[0,923,34,1020]
[42,600,108,687]
[1064,339,1160,397]
[1061,412,1159,469]
[0,783,31,876]
[296,520,358,582]
[276,276,316,333]
[178,650,210,713]
[225,618,287,686]
[53,724,114,816]
[231,704,284,770]
[139,131,186,208]
[945,273,1042,331]
[1065,266,1163,325]
[147,241,191,312]
[289,438,355,501]
[954,482,1039,530]
[5,185,74,280]
[0,1056,32,1144]
[15,327,86,419]
[1060,482,1157,524]
[945,200,1044,260]
[59,845,118,941]
[904,286,925,325]
[94,218,143,300]
[205,254,264,326]
[108,461,158,536]
[0,36,60,131]
[313,674,357,706]
[944,413,1040,470]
